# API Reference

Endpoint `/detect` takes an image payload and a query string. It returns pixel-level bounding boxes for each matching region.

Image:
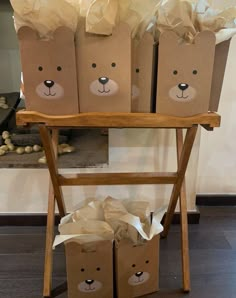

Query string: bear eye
[96,267,101,271]
[173,70,178,75]
[132,264,136,268]
[81,268,85,272]
[136,68,140,73]
[38,66,43,71]
[57,66,62,71]
[111,62,116,67]
[146,260,149,264]
[193,70,198,75]
[92,63,97,68]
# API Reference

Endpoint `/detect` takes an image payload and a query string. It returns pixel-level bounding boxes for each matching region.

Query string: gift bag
[53,202,114,298]
[76,22,132,112]
[131,33,157,113]
[103,196,166,297]
[116,235,159,298]
[11,0,79,115]
[154,0,236,116]
[65,240,113,298]
[156,30,216,116]
[17,26,79,115]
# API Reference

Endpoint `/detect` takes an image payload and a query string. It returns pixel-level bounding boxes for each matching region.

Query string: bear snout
[78,280,103,292]
[44,80,55,88]
[85,279,94,285]
[36,81,64,99]
[128,271,150,286]
[99,77,109,85]
[135,271,143,277]
[178,83,189,91]
[89,78,119,96]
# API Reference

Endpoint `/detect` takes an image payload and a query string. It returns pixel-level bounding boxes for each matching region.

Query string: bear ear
[159,31,179,46]
[194,31,216,48]
[17,26,37,41]
[54,27,74,43]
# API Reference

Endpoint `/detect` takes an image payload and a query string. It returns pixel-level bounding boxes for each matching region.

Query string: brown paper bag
[156,30,216,116]
[115,235,159,298]
[17,26,79,115]
[131,33,156,113]
[76,22,132,112]
[209,39,230,112]
[65,240,113,298]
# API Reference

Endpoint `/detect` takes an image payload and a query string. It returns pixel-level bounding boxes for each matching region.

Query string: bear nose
[99,77,109,85]
[85,280,94,285]
[44,80,55,88]
[135,272,143,277]
[178,83,189,91]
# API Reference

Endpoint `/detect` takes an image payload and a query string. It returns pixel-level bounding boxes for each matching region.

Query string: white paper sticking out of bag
[86,0,118,35]
[53,200,113,249]
[53,219,114,248]
[154,0,236,44]
[103,196,166,244]
[71,200,105,222]
[54,197,166,249]
[10,0,78,39]
[194,0,236,44]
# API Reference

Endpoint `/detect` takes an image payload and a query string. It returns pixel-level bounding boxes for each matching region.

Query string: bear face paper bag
[131,33,156,113]
[65,240,113,298]
[115,236,159,298]
[76,23,132,112]
[156,31,216,117]
[17,27,79,115]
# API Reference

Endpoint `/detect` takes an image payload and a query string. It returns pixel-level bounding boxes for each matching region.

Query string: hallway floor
[0,206,236,298]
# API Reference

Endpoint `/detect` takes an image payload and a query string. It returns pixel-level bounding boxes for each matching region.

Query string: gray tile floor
[0,206,236,297]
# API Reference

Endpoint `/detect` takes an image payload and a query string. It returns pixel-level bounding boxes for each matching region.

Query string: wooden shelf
[16,109,221,296]
[16,110,221,130]
[58,172,178,186]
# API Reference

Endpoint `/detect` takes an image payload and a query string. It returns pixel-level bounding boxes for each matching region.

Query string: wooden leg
[42,129,63,297]
[43,183,55,297]
[176,129,191,292]
[162,125,198,238]
[39,126,66,218]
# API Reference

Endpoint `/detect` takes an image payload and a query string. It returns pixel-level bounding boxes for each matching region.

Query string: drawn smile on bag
[90,76,119,97]
[43,80,56,96]
[78,279,102,292]
[169,82,196,102]
[98,78,111,94]
[36,79,64,99]
[134,271,144,283]
[84,280,95,291]
[128,271,150,285]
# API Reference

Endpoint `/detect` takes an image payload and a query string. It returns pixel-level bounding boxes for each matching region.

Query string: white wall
[0,128,200,213]
[0,1,201,214]
[0,0,235,214]
[196,0,236,194]
[197,38,236,194]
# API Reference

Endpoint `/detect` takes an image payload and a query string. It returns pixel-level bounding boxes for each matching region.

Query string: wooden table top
[16,110,221,130]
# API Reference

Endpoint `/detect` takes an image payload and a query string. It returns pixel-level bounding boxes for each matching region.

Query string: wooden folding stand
[16,111,220,297]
